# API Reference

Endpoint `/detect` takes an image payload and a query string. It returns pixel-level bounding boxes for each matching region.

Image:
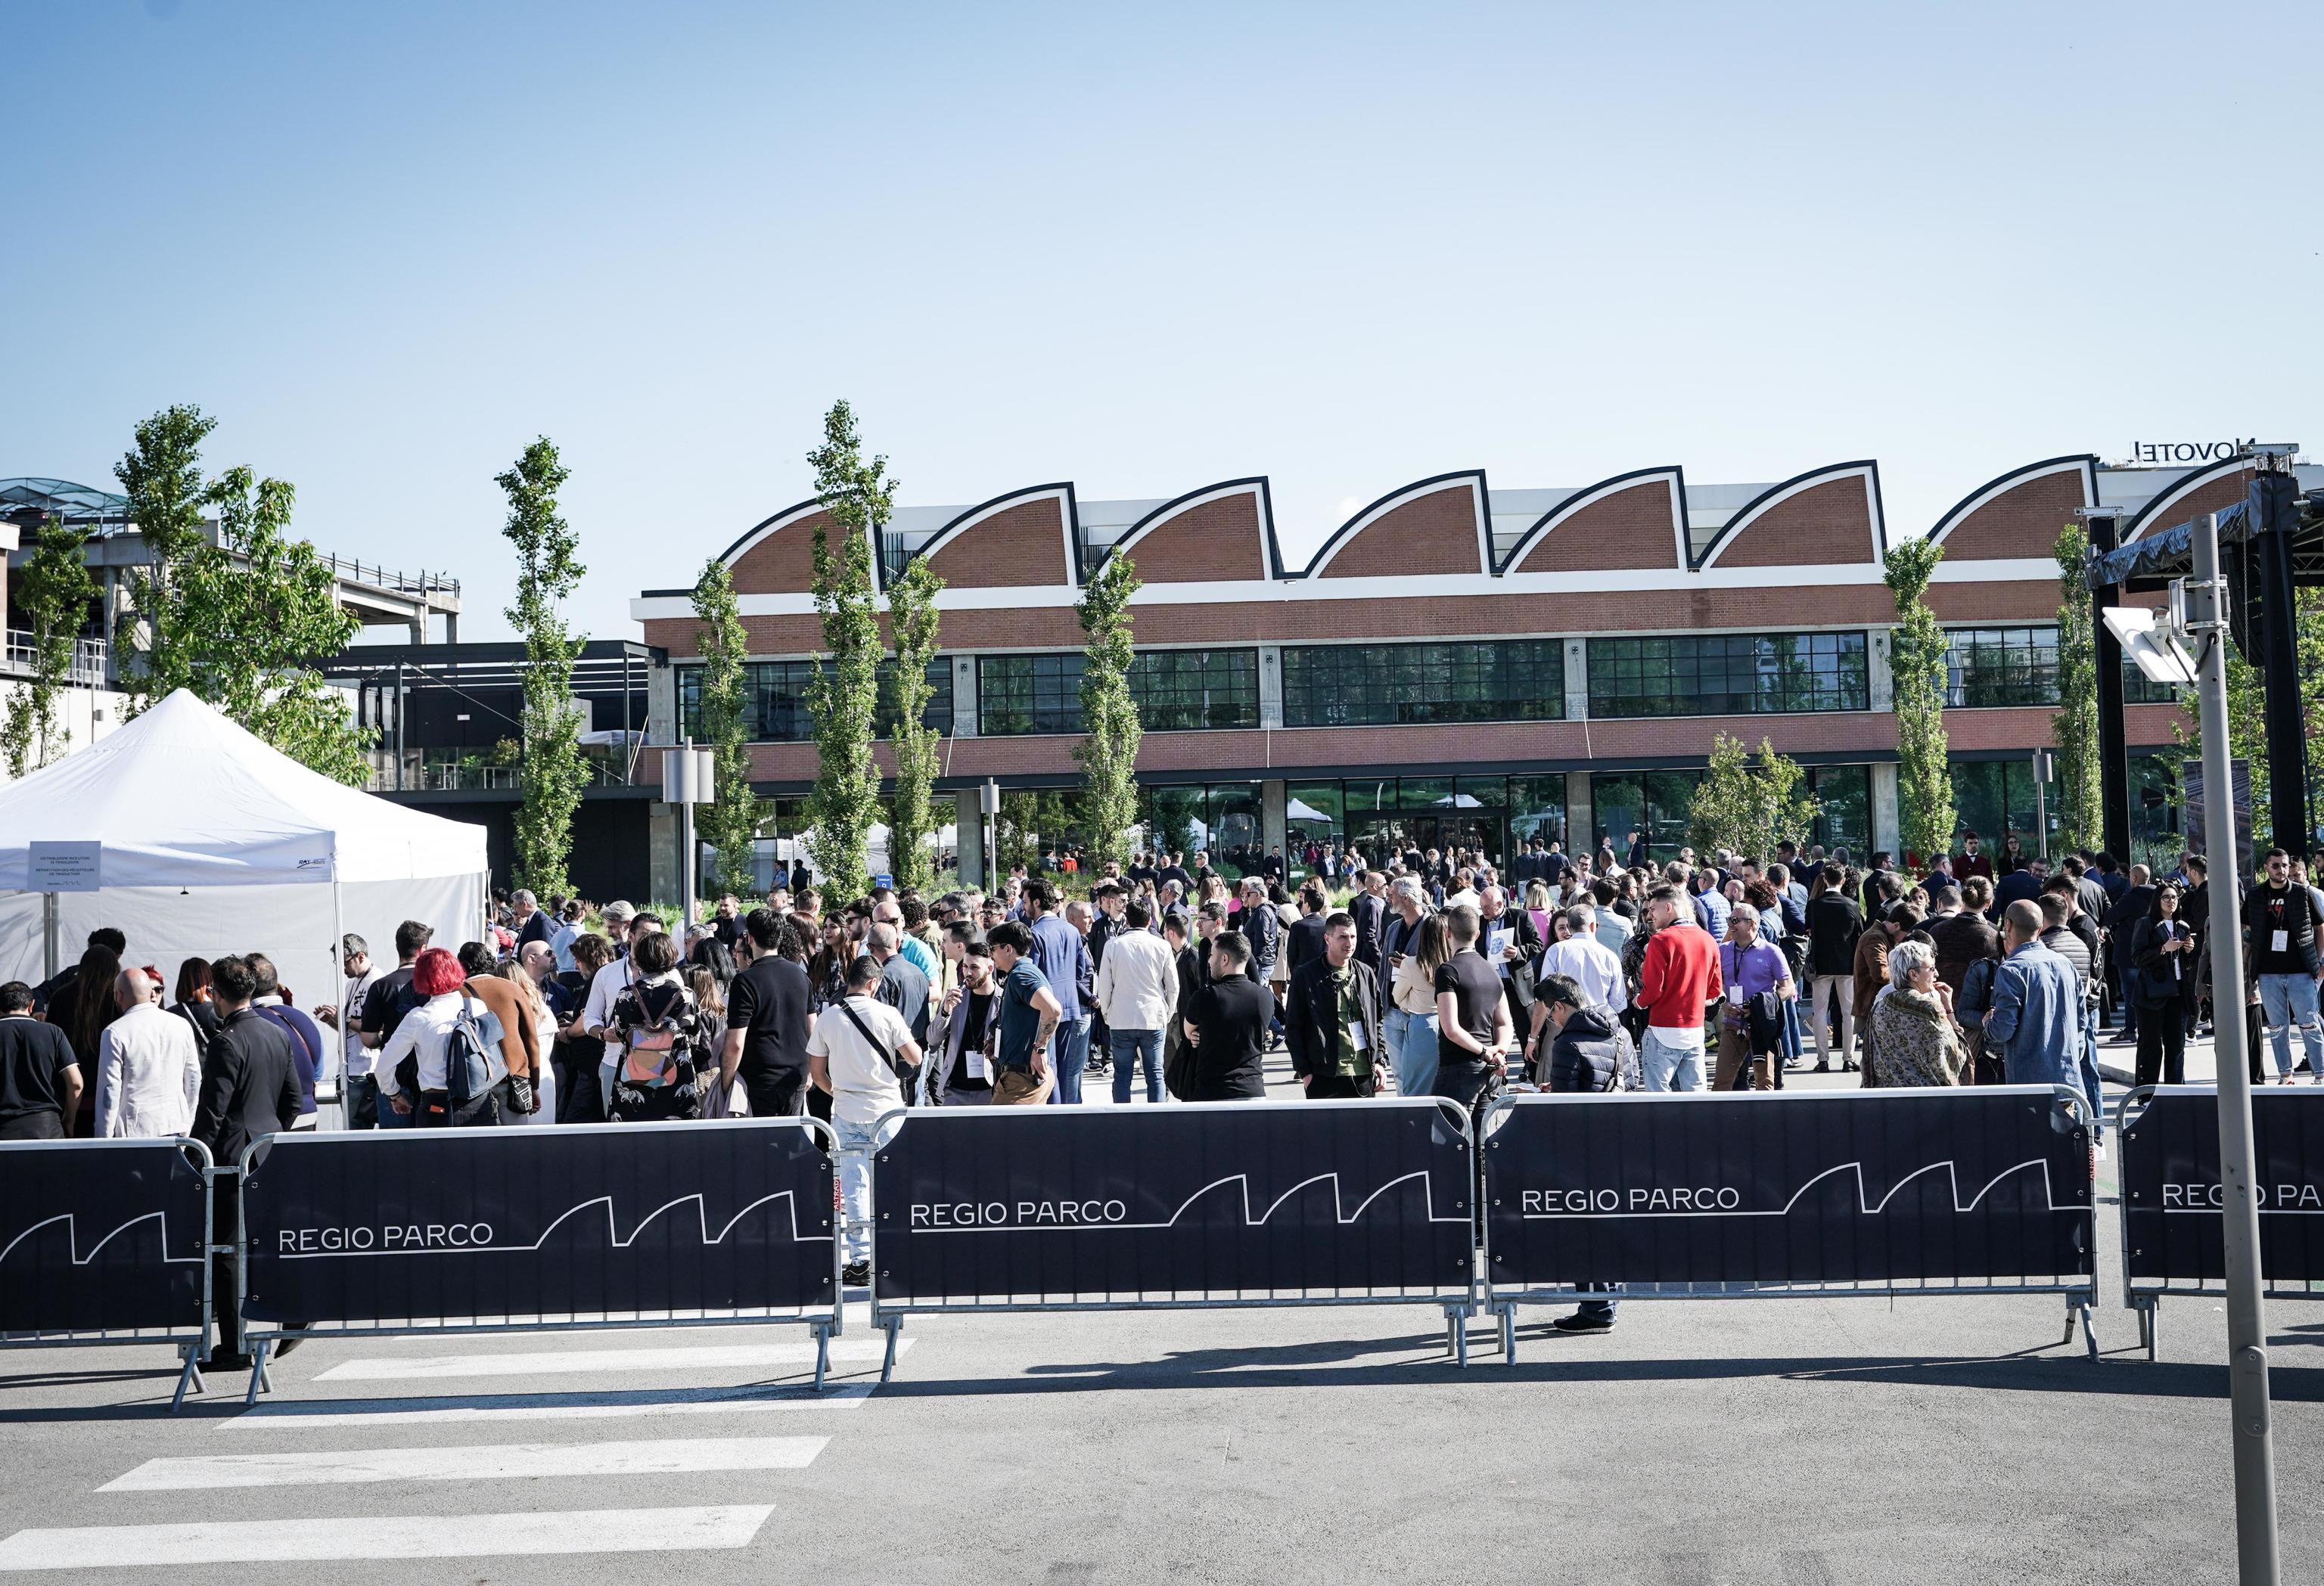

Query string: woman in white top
[379,948,508,1127]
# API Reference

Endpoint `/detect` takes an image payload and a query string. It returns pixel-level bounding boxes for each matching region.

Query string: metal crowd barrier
[864,1097,1483,1376]
[0,1136,217,1410]
[1480,1085,2102,1364]
[2116,1084,2324,1361]
[235,1116,843,1401]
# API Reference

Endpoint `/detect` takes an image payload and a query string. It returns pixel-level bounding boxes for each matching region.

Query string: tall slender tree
[174,468,369,782]
[1686,734,1819,862]
[2051,523,2105,855]
[884,554,945,889]
[691,555,762,895]
[803,401,888,900]
[1883,537,1958,866]
[1075,549,1142,867]
[497,438,589,897]
[113,402,219,712]
[0,518,97,778]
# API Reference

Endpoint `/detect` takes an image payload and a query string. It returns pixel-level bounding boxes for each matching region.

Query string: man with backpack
[1535,971,1634,1333]
[809,954,922,1285]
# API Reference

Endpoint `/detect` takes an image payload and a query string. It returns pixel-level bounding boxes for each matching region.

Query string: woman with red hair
[379,947,509,1126]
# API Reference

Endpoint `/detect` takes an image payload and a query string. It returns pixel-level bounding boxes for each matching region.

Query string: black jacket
[1285,913,1328,983]
[1481,907,1546,1017]
[1544,1005,1633,1092]
[1282,957,1383,1082]
[1351,890,1387,977]
[1806,892,1865,978]
[1187,976,1272,1100]
[2129,916,2197,1008]
[191,1007,303,1168]
[1240,902,1281,976]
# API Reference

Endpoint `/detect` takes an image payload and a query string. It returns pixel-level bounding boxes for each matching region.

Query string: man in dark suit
[1477,884,1546,1032]
[191,954,302,1365]
[1350,870,1388,980]
[1283,883,1330,984]
[1284,911,1384,1098]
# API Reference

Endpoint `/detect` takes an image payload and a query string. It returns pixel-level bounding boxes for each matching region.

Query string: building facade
[629,452,2299,888]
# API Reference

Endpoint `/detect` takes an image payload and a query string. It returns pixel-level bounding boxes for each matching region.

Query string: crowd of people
[1,827,2296,1311]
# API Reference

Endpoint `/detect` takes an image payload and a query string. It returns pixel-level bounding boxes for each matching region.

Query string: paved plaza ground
[0,1054,2311,1584]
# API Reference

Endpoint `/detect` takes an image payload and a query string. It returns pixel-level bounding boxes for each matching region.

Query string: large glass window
[1507,775,1568,858]
[1279,640,1564,728]
[1949,755,2060,867]
[1947,626,2057,708]
[2131,752,2186,871]
[978,649,1260,736]
[1810,765,1871,858]
[679,658,949,741]
[1586,633,1867,718]
[1286,783,1344,869]
[1589,771,1701,863]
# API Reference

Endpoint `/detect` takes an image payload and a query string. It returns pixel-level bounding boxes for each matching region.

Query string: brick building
[628,451,2309,892]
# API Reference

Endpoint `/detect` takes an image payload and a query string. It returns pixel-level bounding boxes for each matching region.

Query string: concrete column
[951,656,978,737]
[648,802,681,907]
[645,659,679,749]
[1870,762,1901,861]
[952,788,984,890]
[1261,779,1287,860]
[1564,638,1589,721]
[1257,644,1285,729]
[1867,629,1895,712]
[1565,770,1592,850]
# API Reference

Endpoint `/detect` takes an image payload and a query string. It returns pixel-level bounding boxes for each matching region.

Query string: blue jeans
[1384,1007,1438,1097]
[374,1075,413,1129]
[1110,1028,1163,1103]
[2258,973,2324,1078]
[834,1116,897,1265]
[1577,1282,1621,1322]
[1641,1029,1704,1092]
[343,1072,380,1131]
[1047,1013,1092,1104]
[2076,1011,2105,1144]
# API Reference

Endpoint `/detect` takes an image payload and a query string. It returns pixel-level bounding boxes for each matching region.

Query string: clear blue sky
[6,2,2318,641]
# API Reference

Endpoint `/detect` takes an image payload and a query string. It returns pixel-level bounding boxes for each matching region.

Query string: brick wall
[1712,476,1876,567]
[1937,467,2086,561]
[1512,480,1680,573]
[729,507,825,593]
[2128,470,2251,540]
[1120,489,1266,582]
[927,498,1071,587]
[1317,480,1484,578]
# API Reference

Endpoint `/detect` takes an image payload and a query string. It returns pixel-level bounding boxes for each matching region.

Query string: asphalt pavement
[0,1054,2315,1584]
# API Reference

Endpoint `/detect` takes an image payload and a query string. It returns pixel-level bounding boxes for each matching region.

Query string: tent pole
[331,873,346,1129]
[42,892,57,982]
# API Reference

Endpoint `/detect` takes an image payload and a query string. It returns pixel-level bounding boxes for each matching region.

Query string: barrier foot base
[811,1322,830,1391]
[2141,1301,2158,1363]
[2067,1299,2099,1362]
[242,1339,272,1407]
[1499,1304,1517,1367]
[878,1314,902,1384]
[169,1347,204,1413]
[1444,1305,1470,1369]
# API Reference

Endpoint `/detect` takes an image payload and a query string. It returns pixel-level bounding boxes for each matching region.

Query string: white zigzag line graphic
[0,1212,202,1267]
[912,1170,1471,1234]
[272,1190,835,1259]
[1519,1159,2065,1219]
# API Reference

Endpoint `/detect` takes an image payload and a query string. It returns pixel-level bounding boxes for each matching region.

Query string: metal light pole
[2189,511,2279,1585]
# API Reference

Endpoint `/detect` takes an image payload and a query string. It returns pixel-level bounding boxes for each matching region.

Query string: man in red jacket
[1636,883,1722,1091]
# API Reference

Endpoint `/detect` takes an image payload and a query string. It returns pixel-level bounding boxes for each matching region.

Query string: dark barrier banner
[241,1119,834,1325]
[0,1138,208,1337]
[2121,1086,2324,1286]
[1484,1088,2092,1289]
[873,1098,1473,1304]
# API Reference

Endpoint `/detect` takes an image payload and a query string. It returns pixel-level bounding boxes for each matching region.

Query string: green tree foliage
[1074,550,1142,867]
[803,400,888,900]
[1,518,96,778]
[113,403,219,711]
[498,438,589,897]
[884,555,945,890]
[691,555,762,895]
[2051,523,2105,855]
[996,790,1077,875]
[1138,786,1197,861]
[1884,538,1958,864]
[1686,734,1819,862]
[2183,588,2324,856]
[170,468,369,783]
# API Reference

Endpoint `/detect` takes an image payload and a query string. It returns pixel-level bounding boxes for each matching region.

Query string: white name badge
[1352,1021,1371,1053]
[968,1045,988,1080]
[2275,930,2291,953]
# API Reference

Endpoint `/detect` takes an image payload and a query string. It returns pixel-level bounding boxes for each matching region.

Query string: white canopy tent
[0,691,489,1007]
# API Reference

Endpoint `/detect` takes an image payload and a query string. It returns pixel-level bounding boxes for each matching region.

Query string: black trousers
[2134,1001,2188,1088]
[744,1067,809,1119]
[1304,1072,1376,1099]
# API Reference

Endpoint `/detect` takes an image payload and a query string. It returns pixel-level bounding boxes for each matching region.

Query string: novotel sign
[2125,439,2267,466]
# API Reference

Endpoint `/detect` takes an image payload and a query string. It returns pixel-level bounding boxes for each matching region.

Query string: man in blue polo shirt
[986,922,1061,1106]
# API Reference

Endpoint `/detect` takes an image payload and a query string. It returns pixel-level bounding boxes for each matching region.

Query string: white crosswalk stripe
[0,1507,775,1569]
[103,1435,829,1490]
[222,1381,872,1429]
[312,1337,906,1380]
